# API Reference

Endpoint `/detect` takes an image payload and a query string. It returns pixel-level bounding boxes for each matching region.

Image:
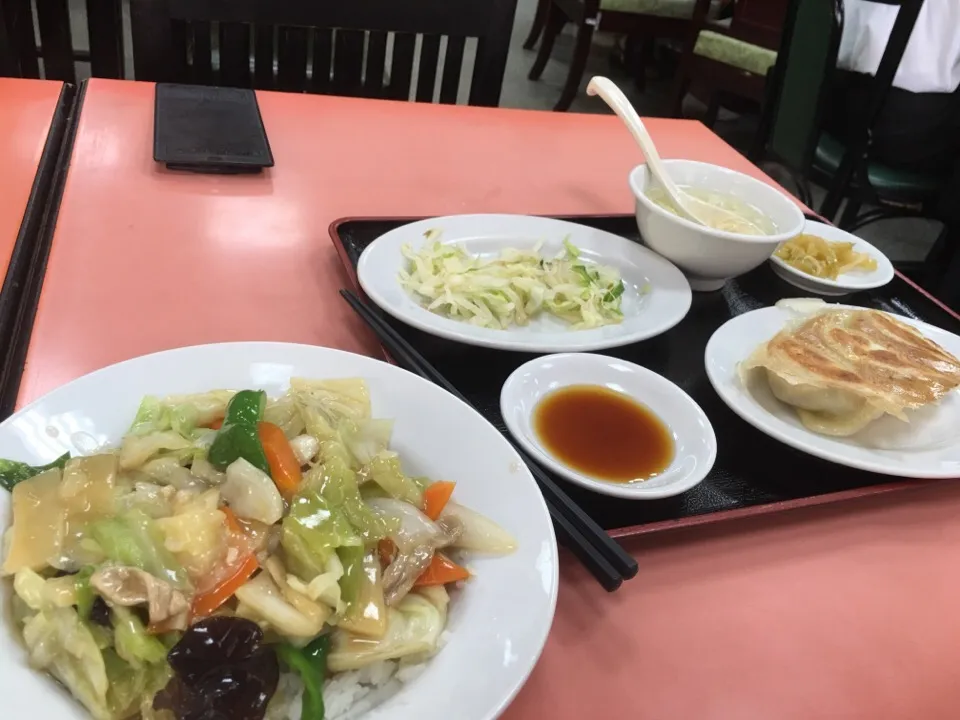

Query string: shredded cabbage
[21,606,111,719]
[398,233,627,330]
[291,377,370,443]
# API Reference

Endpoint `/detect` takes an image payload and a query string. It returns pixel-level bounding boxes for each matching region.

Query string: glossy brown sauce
[533,384,674,483]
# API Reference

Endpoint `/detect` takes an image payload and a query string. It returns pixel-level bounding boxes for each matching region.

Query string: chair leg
[631,36,653,93]
[553,21,595,111]
[934,222,960,309]
[837,198,862,230]
[528,4,564,81]
[820,151,860,222]
[523,0,551,50]
[703,94,721,127]
[671,74,690,117]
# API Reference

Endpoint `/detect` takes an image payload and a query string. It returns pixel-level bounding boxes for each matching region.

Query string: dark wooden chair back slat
[2,0,39,78]
[333,29,364,96]
[34,0,76,83]
[417,35,442,102]
[253,25,275,90]
[191,22,214,85]
[388,33,417,101]
[276,26,309,92]
[0,9,15,77]
[86,0,124,78]
[219,23,253,89]
[364,31,388,97]
[440,36,467,104]
[129,0,518,106]
[169,20,190,82]
[730,0,790,49]
[0,0,124,81]
[311,29,333,93]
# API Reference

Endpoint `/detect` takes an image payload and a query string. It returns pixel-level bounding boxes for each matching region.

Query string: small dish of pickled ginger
[769,221,893,296]
[705,299,960,478]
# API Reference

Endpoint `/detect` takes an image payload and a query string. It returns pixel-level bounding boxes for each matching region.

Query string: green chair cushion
[692,30,777,76]
[599,0,697,18]
[813,133,942,201]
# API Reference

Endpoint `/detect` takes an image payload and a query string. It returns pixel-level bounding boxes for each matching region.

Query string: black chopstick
[340,289,638,590]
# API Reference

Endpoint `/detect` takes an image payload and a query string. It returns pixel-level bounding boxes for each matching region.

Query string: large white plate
[769,220,894,296]
[705,305,960,478]
[0,343,558,720]
[357,214,692,352]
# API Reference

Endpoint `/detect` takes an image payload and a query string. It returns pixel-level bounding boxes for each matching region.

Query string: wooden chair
[528,0,709,111]
[671,0,789,125]
[129,0,519,106]
[757,0,950,286]
[0,0,124,82]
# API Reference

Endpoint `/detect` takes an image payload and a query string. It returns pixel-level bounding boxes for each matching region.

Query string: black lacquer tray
[330,214,958,538]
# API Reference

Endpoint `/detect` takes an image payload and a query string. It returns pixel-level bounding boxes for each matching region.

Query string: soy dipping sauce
[533,384,674,483]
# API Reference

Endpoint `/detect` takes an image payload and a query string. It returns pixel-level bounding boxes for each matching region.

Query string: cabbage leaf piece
[21,606,110,719]
[327,592,446,672]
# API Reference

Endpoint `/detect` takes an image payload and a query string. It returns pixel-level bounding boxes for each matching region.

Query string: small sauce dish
[500,353,717,499]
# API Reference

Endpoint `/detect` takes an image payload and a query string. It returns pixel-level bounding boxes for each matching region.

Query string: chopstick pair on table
[340,289,638,591]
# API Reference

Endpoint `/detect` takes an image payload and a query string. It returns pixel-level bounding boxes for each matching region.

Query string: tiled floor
[65,0,941,263]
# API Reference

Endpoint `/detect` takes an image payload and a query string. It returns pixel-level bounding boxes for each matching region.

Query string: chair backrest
[761,0,925,172]
[729,0,791,50]
[0,0,125,82]
[129,0,520,106]
[762,0,844,172]
[0,9,15,77]
[758,0,926,218]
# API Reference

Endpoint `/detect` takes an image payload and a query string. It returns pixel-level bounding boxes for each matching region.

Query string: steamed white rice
[268,632,450,719]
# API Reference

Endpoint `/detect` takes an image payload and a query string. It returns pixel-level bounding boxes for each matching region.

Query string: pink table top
[19,78,960,720]
[0,78,63,281]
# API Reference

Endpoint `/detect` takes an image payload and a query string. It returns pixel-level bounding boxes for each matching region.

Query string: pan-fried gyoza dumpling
[740,304,960,436]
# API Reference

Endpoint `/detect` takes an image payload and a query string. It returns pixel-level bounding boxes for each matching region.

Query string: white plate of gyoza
[705,298,960,478]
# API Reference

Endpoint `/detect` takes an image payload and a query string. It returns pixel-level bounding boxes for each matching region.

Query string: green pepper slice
[207,390,270,474]
[276,634,331,720]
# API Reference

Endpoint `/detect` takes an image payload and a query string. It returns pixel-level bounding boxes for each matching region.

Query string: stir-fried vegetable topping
[0,452,70,491]
[399,231,628,330]
[155,617,279,720]
[0,378,517,720]
[208,390,271,474]
[276,634,331,720]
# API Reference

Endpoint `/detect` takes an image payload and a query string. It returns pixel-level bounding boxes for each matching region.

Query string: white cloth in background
[837,0,960,94]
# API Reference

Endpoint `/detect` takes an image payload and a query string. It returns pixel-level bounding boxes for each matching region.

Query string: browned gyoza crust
[765,309,960,410]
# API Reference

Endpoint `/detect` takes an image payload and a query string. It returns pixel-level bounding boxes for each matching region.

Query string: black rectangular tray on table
[330,214,960,538]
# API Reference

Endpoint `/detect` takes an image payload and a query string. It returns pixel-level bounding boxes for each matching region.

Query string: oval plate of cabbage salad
[357,215,692,352]
[0,343,558,720]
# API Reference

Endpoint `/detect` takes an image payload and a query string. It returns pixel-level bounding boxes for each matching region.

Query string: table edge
[0,82,80,418]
